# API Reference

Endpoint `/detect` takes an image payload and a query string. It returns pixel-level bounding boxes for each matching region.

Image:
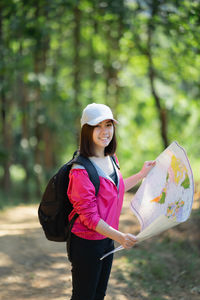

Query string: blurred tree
[0,1,12,193]
[0,0,200,203]
[146,0,169,148]
[72,2,82,144]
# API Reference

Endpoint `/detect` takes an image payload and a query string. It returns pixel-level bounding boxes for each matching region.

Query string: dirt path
[0,194,140,300]
[0,195,199,300]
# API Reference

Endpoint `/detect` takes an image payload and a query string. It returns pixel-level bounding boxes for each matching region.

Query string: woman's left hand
[140,160,156,178]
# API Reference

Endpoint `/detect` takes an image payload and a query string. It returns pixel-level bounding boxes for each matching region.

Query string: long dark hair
[79,123,117,157]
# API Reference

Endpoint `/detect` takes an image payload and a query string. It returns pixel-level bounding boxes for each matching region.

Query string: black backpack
[38,152,101,242]
[38,152,120,242]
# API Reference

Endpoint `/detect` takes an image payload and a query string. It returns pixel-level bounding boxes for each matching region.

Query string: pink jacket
[67,157,125,240]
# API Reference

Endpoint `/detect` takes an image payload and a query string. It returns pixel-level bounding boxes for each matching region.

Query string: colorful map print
[169,155,189,187]
[151,154,190,219]
[103,142,194,259]
[166,199,185,219]
[151,187,167,204]
[131,141,194,230]
[150,153,191,221]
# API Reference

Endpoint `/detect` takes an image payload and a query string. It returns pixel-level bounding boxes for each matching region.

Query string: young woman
[67,103,155,300]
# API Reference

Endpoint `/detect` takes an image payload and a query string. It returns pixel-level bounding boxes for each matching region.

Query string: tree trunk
[33,3,50,197]
[146,5,169,149]
[43,128,56,170]
[0,5,12,193]
[73,5,82,146]
[0,91,12,193]
[16,41,31,201]
[105,15,123,116]
[88,4,97,101]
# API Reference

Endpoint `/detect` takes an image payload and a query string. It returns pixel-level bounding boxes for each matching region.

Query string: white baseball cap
[80,103,118,127]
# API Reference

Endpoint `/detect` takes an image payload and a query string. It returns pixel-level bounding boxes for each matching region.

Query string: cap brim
[87,116,118,126]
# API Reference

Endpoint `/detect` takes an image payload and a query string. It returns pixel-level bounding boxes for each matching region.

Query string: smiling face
[92,119,114,156]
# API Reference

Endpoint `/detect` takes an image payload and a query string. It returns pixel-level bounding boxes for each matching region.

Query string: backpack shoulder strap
[111,155,120,170]
[73,155,100,196]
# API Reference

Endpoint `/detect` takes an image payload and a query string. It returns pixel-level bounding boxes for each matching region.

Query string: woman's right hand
[96,219,137,249]
[119,233,137,249]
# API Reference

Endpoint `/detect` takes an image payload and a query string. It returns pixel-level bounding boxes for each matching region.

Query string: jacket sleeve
[67,169,101,231]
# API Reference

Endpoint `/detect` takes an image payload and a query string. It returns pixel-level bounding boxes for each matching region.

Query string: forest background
[1,1,200,299]
[0,0,200,204]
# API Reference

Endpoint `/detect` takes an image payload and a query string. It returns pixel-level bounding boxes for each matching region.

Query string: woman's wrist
[137,170,145,180]
[114,231,125,245]
[96,219,123,243]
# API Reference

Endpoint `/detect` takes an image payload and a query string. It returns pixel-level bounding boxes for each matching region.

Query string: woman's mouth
[100,137,109,140]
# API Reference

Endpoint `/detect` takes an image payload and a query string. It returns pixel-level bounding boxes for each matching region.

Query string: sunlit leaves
[1,0,200,196]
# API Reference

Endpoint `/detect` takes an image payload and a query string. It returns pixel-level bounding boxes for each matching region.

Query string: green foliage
[0,0,200,203]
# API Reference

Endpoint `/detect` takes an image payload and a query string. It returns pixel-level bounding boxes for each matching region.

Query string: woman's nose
[101,126,108,134]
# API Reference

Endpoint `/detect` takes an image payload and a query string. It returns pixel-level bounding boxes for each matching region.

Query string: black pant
[67,233,114,300]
